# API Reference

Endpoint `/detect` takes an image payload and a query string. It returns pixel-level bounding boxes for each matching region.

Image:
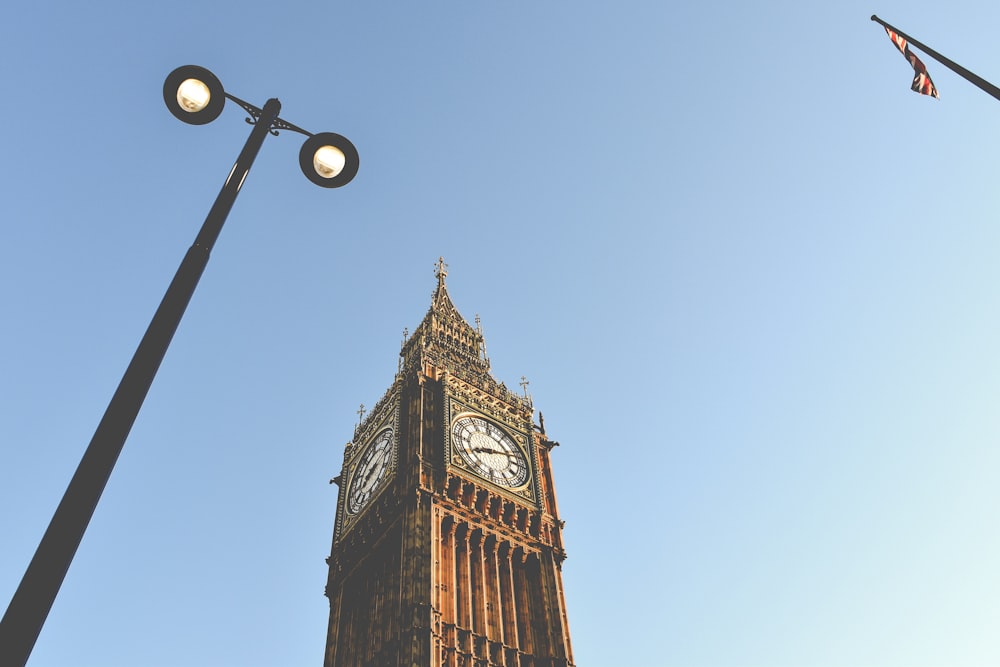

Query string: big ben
[324,259,574,667]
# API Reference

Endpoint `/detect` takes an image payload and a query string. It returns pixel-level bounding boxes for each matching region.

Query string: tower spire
[429,256,455,314]
[401,257,503,382]
[435,256,448,286]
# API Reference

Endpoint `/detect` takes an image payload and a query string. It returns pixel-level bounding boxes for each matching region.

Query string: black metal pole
[872,14,1000,102]
[0,98,282,667]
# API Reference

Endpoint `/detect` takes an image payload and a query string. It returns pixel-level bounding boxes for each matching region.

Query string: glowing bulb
[176,78,211,113]
[313,145,346,179]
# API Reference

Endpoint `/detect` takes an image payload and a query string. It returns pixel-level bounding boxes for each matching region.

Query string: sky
[2,1,1000,666]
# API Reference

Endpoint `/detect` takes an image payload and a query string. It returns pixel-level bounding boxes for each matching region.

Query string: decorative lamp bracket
[225,93,313,137]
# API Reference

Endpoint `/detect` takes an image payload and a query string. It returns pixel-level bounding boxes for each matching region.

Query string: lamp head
[164,65,225,125]
[299,132,360,188]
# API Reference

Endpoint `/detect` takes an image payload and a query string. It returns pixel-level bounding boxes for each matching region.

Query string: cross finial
[435,257,448,284]
[520,376,530,396]
[357,403,366,424]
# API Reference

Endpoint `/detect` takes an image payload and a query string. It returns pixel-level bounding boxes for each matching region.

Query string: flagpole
[872,14,1000,102]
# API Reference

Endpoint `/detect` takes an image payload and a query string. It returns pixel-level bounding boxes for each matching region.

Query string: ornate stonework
[324,260,573,667]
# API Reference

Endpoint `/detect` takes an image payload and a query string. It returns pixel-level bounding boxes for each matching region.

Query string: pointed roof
[401,257,490,379]
[428,257,465,322]
[395,258,533,418]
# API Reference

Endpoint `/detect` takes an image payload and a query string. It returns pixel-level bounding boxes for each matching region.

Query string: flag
[883,26,940,98]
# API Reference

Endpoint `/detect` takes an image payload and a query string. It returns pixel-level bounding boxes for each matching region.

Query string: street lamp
[0,65,359,667]
[163,65,360,188]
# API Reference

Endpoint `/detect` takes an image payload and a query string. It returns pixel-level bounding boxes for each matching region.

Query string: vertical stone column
[497,542,518,652]
[344,578,357,667]
[539,550,574,666]
[455,522,474,660]
[439,514,457,667]
[482,533,505,666]
[469,528,490,662]
[398,491,433,666]
[439,515,456,626]
[512,547,534,657]
[483,534,501,643]
[371,560,382,661]
[454,522,469,630]
[322,581,342,667]
[359,563,372,665]
[469,528,486,638]
[341,573,359,667]
[525,552,553,660]
[430,508,440,612]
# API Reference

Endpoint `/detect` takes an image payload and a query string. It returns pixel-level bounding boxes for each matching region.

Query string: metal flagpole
[872,14,1000,102]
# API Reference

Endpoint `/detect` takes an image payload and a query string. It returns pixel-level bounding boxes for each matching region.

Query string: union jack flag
[884,26,939,98]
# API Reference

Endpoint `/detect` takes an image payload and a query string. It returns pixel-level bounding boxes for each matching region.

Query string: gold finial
[435,257,448,284]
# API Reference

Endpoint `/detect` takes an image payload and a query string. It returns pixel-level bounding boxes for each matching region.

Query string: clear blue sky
[2,2,999,666]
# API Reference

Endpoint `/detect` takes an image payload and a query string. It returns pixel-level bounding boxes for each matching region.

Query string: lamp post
[0,65,359,667]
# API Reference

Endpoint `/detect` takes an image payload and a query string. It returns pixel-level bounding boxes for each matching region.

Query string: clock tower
[323,259,574,667]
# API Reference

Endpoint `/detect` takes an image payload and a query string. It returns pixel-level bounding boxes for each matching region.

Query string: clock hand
[355,462,377,491]
[472,447,517,457]
[363,451,390,485]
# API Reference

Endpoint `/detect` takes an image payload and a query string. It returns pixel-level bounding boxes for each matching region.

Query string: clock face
[451,415,529,488]
[346,429,393,515]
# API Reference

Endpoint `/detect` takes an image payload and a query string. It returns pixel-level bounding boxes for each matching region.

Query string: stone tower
[323,259,574,667]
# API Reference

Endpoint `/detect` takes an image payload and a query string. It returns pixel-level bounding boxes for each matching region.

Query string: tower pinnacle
[435,256,448,285]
